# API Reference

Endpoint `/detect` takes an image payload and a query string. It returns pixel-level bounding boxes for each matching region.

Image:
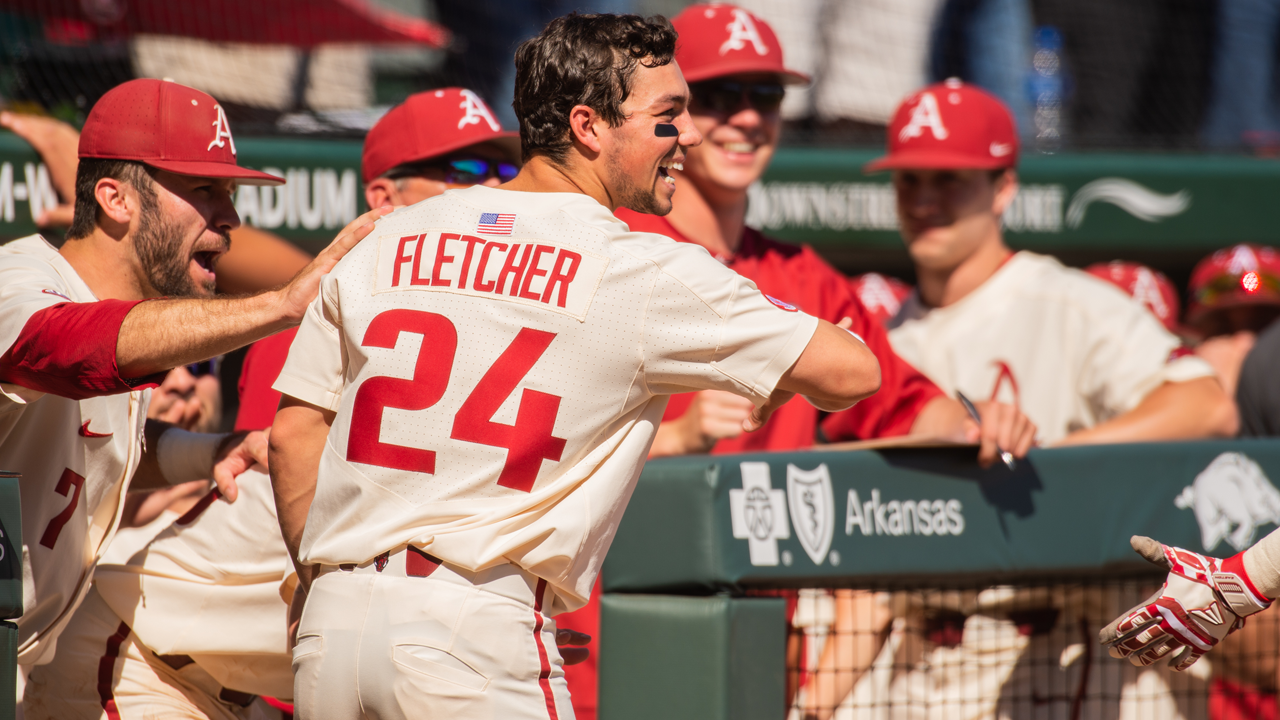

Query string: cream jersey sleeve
[1072,274,1214,417]
[274,273,345,412]
[629,239,820,404]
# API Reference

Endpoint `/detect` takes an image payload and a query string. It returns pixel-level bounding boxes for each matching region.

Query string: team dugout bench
[598,441,1280,720]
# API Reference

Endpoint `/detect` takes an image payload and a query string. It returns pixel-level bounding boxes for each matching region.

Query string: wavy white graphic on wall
[1065,178,1191,228]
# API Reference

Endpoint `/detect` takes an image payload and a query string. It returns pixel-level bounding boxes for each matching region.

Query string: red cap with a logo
[671,4,809,85]
[1085,261,1183,334]
[867,79,1017,172]
[79,79,283,185]
[849,273,913,327]
[362,88,520,183]
[1187,244,1280,325]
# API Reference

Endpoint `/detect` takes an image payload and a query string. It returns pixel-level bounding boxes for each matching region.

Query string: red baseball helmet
[1187,244,1280,326]
[867,79,1018,172]
[79,79,283,185]
[671,4,809,85]
[1085,261,1183,334]
[362,88,520,183]
[849,273,913,327]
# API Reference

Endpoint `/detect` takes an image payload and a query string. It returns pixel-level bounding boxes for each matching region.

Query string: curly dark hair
[513,13,677,165]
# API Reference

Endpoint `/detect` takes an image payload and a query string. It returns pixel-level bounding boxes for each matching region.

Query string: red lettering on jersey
[431,233,459,287]
[474,242,507,292]
[457,235,486,288]
[542,251,582,308]
[496,243,533,296]
[409,234,431,286]
[452,328,566,492]
[392,234,420,287]
[40,468,86,548]
[520,245,556,301]
[989,360,1020,407]
[347,310,565,491]
[348,310,457,474]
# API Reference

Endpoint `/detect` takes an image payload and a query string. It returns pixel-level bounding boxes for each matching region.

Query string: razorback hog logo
[1176,452,1280,551]
[374,551,390,572]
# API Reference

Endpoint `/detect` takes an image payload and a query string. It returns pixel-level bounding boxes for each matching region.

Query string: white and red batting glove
[1099,535,1271,671]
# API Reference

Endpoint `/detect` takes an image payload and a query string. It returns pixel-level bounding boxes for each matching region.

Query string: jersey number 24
[346,309,567,493]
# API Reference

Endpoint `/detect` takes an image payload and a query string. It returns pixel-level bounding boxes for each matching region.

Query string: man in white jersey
[812,80,1236,720]
[269,12,880,719]
[19,85,596,720]
[0,77,388,696]
[879,79,1234,445]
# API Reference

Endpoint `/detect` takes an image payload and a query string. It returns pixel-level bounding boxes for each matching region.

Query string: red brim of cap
[865,149,1015,173]
[143,159,286,186]
[681,62,810,86]
[363,131,522,183]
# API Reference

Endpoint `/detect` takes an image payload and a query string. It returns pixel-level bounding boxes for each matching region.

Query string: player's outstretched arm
[131,419,268,503]
[746,320,880,432]
[1059,376,1237,446]
[269,395,335,588]
[114,206,390,378]
[1100,530,1280,670]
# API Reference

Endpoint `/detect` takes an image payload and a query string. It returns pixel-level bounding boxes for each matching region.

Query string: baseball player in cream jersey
[21,86,543,720]
[2,77,388,713]
[878,80,1232,446]
[805,81,1235,720]
[269,13,879,719]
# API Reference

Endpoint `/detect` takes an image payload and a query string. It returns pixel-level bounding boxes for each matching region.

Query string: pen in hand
[956,390,1016,470]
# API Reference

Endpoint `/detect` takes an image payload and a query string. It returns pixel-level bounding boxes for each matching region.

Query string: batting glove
[1099,536,1271,671]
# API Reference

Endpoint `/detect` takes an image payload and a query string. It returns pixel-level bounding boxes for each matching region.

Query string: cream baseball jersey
[888,251,1214,444]
[0,236,148,664]
[275,185,818,614]
[94,467,294,698]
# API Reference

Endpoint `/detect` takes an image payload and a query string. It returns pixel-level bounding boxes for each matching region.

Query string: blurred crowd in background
[4,0,1280,151]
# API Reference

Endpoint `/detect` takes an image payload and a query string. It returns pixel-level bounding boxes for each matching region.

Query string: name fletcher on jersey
[381,230,609,320]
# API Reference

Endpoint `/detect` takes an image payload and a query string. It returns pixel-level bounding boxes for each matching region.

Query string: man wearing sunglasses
[557,6,1035,719]
[617,5,1035,463]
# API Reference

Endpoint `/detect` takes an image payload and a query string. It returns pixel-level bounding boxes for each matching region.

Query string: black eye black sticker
[654,123,679,138]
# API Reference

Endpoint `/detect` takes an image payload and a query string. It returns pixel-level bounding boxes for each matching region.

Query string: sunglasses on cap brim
[690,81,786,114]
[1196,270,1280,307]
[387,156,519,185]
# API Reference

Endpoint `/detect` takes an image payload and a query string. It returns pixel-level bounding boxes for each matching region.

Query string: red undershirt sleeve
[820,290,944,441]
[0,299,165,400]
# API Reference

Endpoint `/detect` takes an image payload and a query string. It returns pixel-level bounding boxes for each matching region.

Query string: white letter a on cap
[899,92,949,142]
[458,89,501,132]
[720,8,768,56]
[208,105,236,155]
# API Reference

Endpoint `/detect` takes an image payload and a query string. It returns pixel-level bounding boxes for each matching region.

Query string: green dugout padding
[1,130,1279,253]
[602,440,1280,594]
[1,473,21,720]
[598,594,786,720]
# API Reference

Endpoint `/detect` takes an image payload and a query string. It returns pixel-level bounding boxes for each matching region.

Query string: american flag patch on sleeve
[477,212,516,235]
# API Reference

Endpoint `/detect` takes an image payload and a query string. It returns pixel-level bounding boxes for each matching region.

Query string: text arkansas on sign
[375,230,609,321]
